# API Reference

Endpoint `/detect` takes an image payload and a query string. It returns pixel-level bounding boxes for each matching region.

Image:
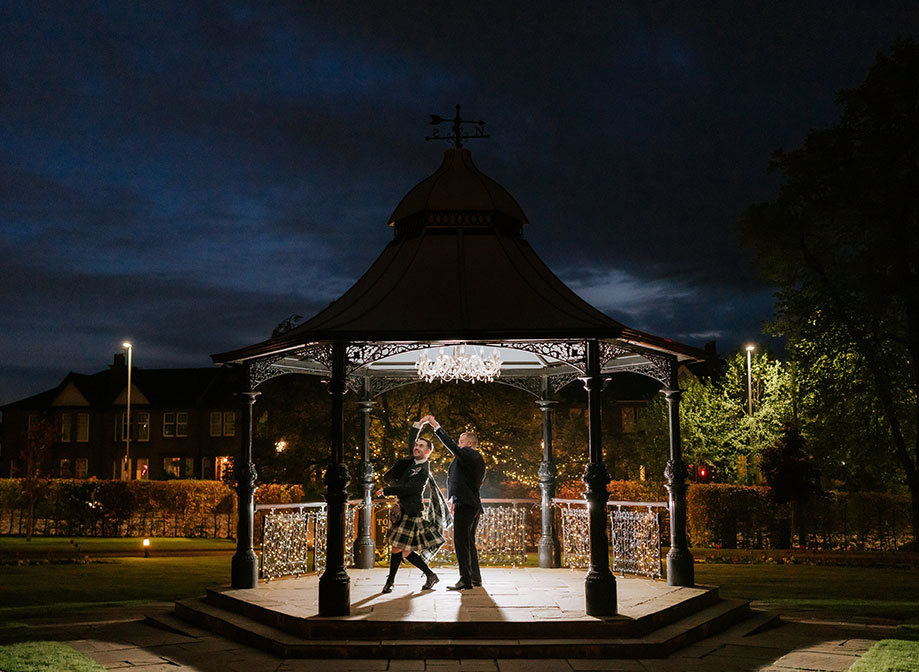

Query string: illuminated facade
[0,353,241,480]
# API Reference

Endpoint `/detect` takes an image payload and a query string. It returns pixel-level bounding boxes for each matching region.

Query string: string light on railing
[416,345,502,383]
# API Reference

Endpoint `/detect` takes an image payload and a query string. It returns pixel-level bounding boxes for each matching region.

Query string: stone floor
[43,603,889,671]
[217,568,710,623]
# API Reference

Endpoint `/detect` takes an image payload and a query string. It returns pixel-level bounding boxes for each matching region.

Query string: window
[137,412,150,441]
[202,457,213,480]
[621,407,637,434]
[216,456,231,481]
[163,412,175,438]
[60,458,72,477]
[223,411,236,437]
[163,457,182,478]
[27,414,39,431]
[135,457,149,480]
[60,412,72,442]
[209,412,222,437]
[184,457,195,479]
[75,458,88,479]
[176,412,188,437]
[76,413,89,442]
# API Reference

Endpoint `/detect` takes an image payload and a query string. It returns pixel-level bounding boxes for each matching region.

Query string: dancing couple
[377,415,486,593]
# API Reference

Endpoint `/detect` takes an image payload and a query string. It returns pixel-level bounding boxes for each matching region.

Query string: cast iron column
[319,342,352,615]
[664,367,694,586]
[582,339,617,616]
[537,376,561,568]
[353,379,376,568]
[231,389,260,589]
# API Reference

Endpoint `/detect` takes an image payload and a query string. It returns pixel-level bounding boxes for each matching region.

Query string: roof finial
[426,104,489,149]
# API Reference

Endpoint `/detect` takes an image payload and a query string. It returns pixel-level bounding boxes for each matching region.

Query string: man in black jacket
[424,415,486,590]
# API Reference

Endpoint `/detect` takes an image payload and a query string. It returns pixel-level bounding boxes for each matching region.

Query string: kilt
[385,510,447,555]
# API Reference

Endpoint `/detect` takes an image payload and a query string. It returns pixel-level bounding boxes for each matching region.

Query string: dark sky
[2,2,918,405]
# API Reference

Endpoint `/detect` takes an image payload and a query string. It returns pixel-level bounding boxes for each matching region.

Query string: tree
[740,39,919,542]
[21,416,56,541]
[760,424,821,548]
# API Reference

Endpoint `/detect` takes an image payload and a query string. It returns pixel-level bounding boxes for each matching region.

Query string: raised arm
[428,417,460,456]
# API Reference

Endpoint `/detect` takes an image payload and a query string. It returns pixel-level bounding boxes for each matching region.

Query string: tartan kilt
[385,511,447,555]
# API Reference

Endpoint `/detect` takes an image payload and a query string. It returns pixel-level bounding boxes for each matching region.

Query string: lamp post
[745,344,755,416]
[122,341,133,480]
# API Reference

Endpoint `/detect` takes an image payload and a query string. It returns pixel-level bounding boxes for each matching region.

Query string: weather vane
[425,104,489,149]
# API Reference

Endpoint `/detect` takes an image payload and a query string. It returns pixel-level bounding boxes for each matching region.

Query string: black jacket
[382,425,430,515]
[435,427,486,511]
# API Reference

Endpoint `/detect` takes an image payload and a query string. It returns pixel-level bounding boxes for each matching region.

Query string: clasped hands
[417,414,440,430]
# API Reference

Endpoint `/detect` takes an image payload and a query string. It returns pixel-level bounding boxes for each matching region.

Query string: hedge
[686,484,913,551]
[0,478,912,551]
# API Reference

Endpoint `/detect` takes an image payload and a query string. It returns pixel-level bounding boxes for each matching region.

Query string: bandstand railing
[257,497,667,581]
[553,498,669,579]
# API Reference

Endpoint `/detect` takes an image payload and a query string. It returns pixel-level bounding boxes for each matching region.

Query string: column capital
[236,391,262,405]
[356,399,376,413]
[662,388,683,402]
[536,399,559,411]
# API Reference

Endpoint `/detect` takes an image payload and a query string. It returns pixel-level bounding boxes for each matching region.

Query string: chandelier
[415,345,502,383]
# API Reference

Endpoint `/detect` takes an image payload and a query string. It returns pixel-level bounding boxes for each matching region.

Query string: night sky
[2,2,917,405]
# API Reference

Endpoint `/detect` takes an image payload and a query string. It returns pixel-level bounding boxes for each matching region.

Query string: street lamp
[745,344,755,415]
[122,341,133,480]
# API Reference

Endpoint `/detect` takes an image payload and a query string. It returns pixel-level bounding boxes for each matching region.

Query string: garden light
[143,537,150,558]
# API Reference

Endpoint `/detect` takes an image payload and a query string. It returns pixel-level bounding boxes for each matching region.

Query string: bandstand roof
[212,147,708,392]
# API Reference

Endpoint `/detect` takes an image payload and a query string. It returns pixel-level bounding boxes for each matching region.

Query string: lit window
[60,412,72,442]
[216,456,231,481]
[223,411,236,437]
[75,458,88,479]
[621,407,637,434]
[176,412,188,437]
[163,412,176,438]
[210,412,222,437]
[76,413,89,442]
[60,458,72,477]
[163,457,181,478]
[136,412,150,441]
[135,457,149,480]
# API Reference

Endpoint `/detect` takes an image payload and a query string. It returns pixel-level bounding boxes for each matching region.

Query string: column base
[353,538,376,569]
[318,569,351,616]
[584,568,617,616]
[538,537,561,568]
[231,550,259,589]
[667,548,695,587]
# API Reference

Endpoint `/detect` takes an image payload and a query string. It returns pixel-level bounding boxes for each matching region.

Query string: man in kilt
[376,418,451,594]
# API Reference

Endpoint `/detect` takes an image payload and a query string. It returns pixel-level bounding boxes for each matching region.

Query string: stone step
[173,596,751,659]
[201,583,721,641]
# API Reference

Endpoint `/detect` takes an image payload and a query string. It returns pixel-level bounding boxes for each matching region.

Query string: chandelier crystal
[415,345,502,383]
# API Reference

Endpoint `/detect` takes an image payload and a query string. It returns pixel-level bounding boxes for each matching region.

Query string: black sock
[387,552,401,582]
[405,551,433,576]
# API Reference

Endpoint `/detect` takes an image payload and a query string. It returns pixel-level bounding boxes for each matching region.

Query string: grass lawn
[848,639,919,672]
[695,563,919,621]
[0,536,235,555]
[0,641,105,671]
[0,556,228,621]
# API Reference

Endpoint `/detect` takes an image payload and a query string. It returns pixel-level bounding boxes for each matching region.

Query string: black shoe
[447,581,473,591]
[421,573,439,590]
[381,578,394,594]
[471,579,482,586]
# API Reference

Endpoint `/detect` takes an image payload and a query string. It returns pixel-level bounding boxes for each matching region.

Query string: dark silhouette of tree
[760,424,820,548]
[22,416,56,541]
[740,38,919,542]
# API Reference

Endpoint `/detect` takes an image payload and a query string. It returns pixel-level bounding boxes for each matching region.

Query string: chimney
[112,353,126,369]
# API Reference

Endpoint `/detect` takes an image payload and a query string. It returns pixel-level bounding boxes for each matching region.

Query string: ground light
[143,537,150,558]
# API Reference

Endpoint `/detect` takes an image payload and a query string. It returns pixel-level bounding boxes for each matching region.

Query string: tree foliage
[739,38,919,540]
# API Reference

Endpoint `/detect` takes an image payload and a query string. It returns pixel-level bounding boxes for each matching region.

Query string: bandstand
[210,123,705,622]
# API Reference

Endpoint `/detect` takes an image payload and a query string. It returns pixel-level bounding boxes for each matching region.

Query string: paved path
[21,604,892,672]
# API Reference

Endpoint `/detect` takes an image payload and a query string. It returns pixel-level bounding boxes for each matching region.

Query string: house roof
[1,363,241,411]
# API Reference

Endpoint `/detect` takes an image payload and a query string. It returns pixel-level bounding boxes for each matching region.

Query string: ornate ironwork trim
[248,344,334,388]
[496,340,587,373]
[600,341,675,386]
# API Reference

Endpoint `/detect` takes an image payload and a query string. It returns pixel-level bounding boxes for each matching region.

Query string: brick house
[0,354,242,480]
